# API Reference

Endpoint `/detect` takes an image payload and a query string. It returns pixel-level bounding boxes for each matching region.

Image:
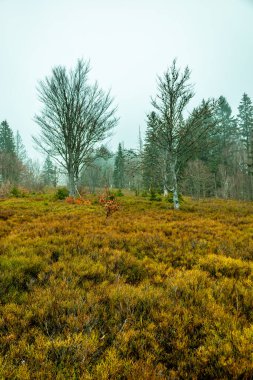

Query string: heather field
[0,194,253,379]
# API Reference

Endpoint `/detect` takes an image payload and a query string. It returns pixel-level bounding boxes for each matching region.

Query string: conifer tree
[142,112,164,192]
[113,143,125,188]
[237,93,253,199]
[15,131,27,163]
[0,121,20,183]
[215,96,238,163]
[42,155,57,187]
[237,94,253,156]
[0,120,16,154]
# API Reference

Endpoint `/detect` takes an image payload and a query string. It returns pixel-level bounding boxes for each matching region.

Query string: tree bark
[163,153,168,196]
[163,172,168,196]
[68,169,76,197]
[171,160,180,210]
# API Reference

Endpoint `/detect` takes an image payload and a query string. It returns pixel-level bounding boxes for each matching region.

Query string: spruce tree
[237,93,253,199]
[113,143,125,188]
[42,155,57,187]
[208,97,238,196]
[0,121,20,183]
[142,112,164,192]
[15,131,27,163]
[215,96,238,160]
[237,93,253,155]
[0,120,16,154]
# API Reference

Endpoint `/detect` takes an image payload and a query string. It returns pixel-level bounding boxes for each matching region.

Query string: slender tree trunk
[250,176,253,201]
[163,153,169,196]
[248,131,253,200]
[163,173,168,196]
[68,151,78,197]
[68,168,76,197]
[171,160,179,210]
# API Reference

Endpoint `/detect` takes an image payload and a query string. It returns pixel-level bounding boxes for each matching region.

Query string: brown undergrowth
[0,195,253,379]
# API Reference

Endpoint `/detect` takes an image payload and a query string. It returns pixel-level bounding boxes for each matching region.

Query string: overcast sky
[1,0,253,160]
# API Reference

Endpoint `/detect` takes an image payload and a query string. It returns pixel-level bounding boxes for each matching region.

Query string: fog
[0,0,253,158]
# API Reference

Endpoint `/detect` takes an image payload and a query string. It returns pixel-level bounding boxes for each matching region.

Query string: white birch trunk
[171,160,180,210]
[163,153,169,196]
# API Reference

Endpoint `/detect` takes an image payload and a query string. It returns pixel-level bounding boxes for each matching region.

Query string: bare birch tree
[33,59,118,196]
[150,59,217,209]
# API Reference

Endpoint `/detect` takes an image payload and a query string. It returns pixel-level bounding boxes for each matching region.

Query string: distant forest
[1,60,253,203]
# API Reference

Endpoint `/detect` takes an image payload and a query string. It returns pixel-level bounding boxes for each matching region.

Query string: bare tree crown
[33,59,118,195]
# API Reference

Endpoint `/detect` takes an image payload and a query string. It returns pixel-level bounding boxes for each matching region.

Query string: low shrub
[0,196,253,378]
[65,196,91,205]
[99,187,120,218]
[10,186,28,198]
[199,254,252,278]
[165,191,184,204]
[149,189,162,201]
[115,189,124,197]
[54,187,69,200]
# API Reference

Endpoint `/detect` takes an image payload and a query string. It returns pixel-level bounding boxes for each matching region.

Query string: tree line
[142,92,253,203]
[114,62,253,206]
[0,120,58,191]
[1,59,252,207]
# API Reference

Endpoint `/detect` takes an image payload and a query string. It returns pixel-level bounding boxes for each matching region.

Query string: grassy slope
[0,195,253,379]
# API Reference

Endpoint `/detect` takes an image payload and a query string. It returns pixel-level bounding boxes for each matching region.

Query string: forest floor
[0,194,253,379]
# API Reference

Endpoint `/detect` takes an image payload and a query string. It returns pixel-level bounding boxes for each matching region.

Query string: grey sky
[1,0,253,160]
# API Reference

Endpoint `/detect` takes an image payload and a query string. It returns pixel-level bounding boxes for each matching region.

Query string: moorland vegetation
[0,191,253,379]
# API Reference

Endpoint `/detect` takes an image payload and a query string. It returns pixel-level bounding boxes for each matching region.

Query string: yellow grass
[0,195,253,379]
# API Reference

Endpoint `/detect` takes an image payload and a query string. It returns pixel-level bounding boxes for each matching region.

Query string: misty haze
[1,0,253,379]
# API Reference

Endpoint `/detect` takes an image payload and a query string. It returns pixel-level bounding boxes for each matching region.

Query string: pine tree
[0,120,16,154]
[15,131,27,163]
[237,93,253,199]
[215,97,237,145]
[215,96,238,162]
[142,112,164,192]
[205,97,238,197]
[113,143,125,188]
[42,155,57,187]
[0,121,20,183]
[237,94,253,154]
